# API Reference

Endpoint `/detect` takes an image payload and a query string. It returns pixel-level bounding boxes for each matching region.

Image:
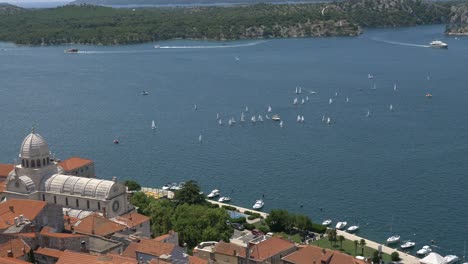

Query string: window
[42,194,45,201]
[37,159,41,168]
[87,200,90,209]
[22,159,25,167]
[76,199,79,207]
[25,160,29,168]
[98,202,101,210]
[65,197,68,206]
[47,157,50,164]
[31,160,35,168]
[53,196,56,204]
[43,158,46,166]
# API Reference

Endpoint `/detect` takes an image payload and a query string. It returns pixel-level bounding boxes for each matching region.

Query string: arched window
[43,158,46,166]
[25,160,29,168]
[42,194,45,201]
[98,202,101,210]
[37,159,41,168]
[65,197,69,206]
[76,199,79,207]
[47,157,50,164]
[87,200,90,209]
[53,196,57,204]
[22,159,25,167]
[31,160,35,168]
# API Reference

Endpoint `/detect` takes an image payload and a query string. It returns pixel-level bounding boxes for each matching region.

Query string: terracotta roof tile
[188,255,209,264]
[0,199,47,230]
[0,164,13,178]
[0,257,32,264]
[213,241,246,258]
[249,237,296,261]
[0,238,31,259]
[282,245,362,264]
[59,157,93,172]
[149,259,172,264]
[73,214,125,237]
[112,212,149,228]
[35,247,64,259]
[122,238,174,259]
[153,234,170,242]
[40,227,86,238]
[15,233,36,239]
[56,250,137,264]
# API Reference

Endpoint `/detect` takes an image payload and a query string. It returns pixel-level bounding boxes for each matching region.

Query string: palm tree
[359,238,366,256]
[338,235,345,250]
[354,240,359,255]
[327,228,337,247]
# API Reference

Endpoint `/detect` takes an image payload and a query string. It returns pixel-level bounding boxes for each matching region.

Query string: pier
[208,200,421,264]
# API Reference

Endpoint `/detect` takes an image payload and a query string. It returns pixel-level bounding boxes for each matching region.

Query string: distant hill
[70,0,331,5]
[445,3,468,35]
[0,3,25,14]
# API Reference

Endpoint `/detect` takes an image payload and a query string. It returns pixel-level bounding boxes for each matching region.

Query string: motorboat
[400,241,416,249]
[218,196,231,203]
[335,222,347,230]
[141,90,149,95]
[426,93,433,98]
[368,73,374,79]
[322,219,332,226]
[162,184,170,190]
[444,255,459,264]
[207,189,220,198]
[64,48,79,53]
[347,225,359,233]
[253,199,264,209]
[429,40,448,48]
[272,114,281,121]
[154,45,160,48]
[417,246,432,255]
[386,235,400,244]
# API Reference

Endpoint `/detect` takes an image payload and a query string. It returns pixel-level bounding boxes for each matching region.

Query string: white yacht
[444,255,459,264]
[207,189,220,198]
[400,241,416,249]
[430,40,448,48]
[253,200,264,209]
[417,246,432,255]
[322,219,332,226]
[347,225,359,233]
[218,196,231,203]
[335,222,347,230]
[272,114,281,121]
[386,235,400,244]
[240,112,245,122]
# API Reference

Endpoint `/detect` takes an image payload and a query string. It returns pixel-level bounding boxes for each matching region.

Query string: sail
[151,120,156,129]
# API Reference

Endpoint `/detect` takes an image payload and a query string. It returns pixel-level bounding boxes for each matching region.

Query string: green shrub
[391,252,400,261]
[248,213,261,220]
[222,205,237,211]
[244,223,255,230]
[311,223,327,234]
[258,225,270,234]
[230,217,247,224]
[243,210,253,215]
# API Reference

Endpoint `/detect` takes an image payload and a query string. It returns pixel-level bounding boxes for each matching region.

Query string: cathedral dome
[20,131,50,159]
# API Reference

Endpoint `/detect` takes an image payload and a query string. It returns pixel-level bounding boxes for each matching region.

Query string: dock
[208,200,420,264]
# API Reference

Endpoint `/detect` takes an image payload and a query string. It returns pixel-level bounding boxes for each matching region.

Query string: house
[72,213,126,238]
[34,247,64,264]
[55,250,137,264]
[58,157,95,178]
[213,241,246,264]
[0,237,31,261]
[110,212,151,238]
[282,245,368,264]
[122,237,185,263]
[245,236,296,264]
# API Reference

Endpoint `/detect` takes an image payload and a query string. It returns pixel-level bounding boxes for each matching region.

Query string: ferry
[429,40,448,49]
[64,48,79,53]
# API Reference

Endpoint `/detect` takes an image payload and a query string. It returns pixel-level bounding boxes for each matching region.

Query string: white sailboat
[389,104,394,111]
[245,106,249,112]
[258,115,264,122]
[228,119,233,126]
[218,119,223,125]
[368,73,374,79]
[194,104,198,110]
[335,91,338,97]
[372,83,377,90]
[216,113,219,119]
[198,134,202,143]
[329,98,333,104]
[322,115,326,122]
[265,114,270,120]
[240,112,245,122]
[297,115,301,122]
[366,110,371,117]
[300,116,305,123]
[279,121,283,128]
[326,117,332,124]
[295,87,298,94]
[151,120,156,130]
[306,96,309,101]
[301,98,305,104]
[394,83,397,91]
[299,87,302,94]
[251,116,256,123]
[231,117,236,123]
[346,97,349,103]
[268,106,272,113]
[293,98,298,105]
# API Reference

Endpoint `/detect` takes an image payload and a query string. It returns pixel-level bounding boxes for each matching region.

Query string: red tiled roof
[122,238,174,259]
[188,255,209,264]
[0,238,31,259]
[56,250,137,264]
[153,234,170,242]
[15,233,37,239]
[282,245,364,264]
[35,247,64,259]
[73,214,125,237]
[40,227,86,239]
[213,241,246,258]
[59,157,93,172]
[0,257,31,264]
[249,237,296,261]
[113,212,149,228]
[0,164,13,178]
[0,199,47,229]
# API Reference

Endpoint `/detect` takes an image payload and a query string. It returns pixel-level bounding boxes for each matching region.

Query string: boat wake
[371,38,430,48]
[158,40,267,49]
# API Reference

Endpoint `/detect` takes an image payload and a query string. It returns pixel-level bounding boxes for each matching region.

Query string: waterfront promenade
[208,200,421,264]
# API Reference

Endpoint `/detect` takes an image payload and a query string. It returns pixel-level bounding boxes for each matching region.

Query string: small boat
[272,114,281,121]
[258,115,264,122]
[268,106,272,113]
[234,56,240,61]
[216,113,220,120]
[162,184,170,190]
[394,84,397,91]
[154,45,160,48]
[293,98,298,105]
[194,104,198,111]
[64,48,79,53]
[295,87,299,94]
[326,117,332,124]
[245,106,249,112]
[429,40,448,49]
[346,97,349,103]
[141,91,149,95]
[297,115,301,122]
[426,93,433,98]
[218,119,223,125]
[228,119,233,126]
[444,255,459,264]
[151,120,156,130]
[299,87,302,94]
[400,241,416,249]
[301,98,305,104]
[265,114,270,120]
[417,246,432,255]
[279,121,284,128]
[300,116,305,123]
[306,96,309,101]
[335,92,338,97]
[322,219,332,226]
[207,189,220,198]
[218,196,231,203]
[251,116,256,123]
[322,115,326,122]
[113,138,119,144]
[329,98,333,104]
[368,73,374,79]
[310,91,317,94]
[389,104,393,111]
[198,134,203,143]
[347,225,359,233]
[240,112,245,122]
[335,222,347,230]
[366,110,371,117]
[253,199,264,209]
[386,235,400,244]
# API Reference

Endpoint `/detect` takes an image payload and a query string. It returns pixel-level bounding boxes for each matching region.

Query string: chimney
[14,217,19,226]
[19,214,24,223]
[9,206,14,212]
[7,250,13,258]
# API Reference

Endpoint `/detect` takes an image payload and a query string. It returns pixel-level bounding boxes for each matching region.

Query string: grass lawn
[312,237,393,262]
[274,232,302,243]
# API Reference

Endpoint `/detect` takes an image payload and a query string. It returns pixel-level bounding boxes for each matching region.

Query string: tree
[391,251,400,261]
[338,235,345,250]
[173,180,206,205]
[353,240,358,255]
[327,228,337,247]
[123,180,141,191]
[265,209,293,232]
[359,238,366,256]
[130,191,154,213]
[372,250,380,264]
[144,199,175,236]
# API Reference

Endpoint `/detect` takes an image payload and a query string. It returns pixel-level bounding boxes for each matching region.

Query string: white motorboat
[207,189,220,198]
[335,222,347,230]
[272,114,281,121]
[253,200,264,209]
[444,255,459,264]
[368,73,374,79]
[218,196,231,203]
[162,184,170,190]
[386,235,400,244]
[400,241,416,249]
[322,219,332,226]
[417,246,432,255]
[347,225,359,233]
[430,40,448,48]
